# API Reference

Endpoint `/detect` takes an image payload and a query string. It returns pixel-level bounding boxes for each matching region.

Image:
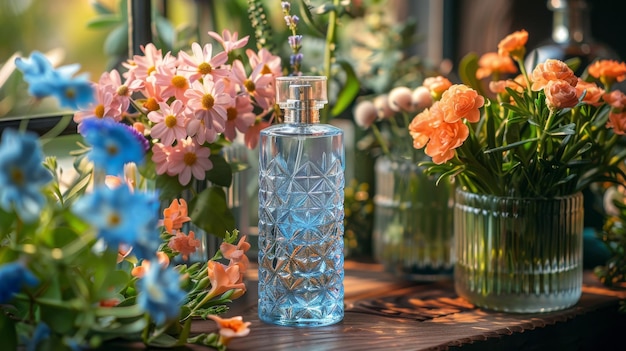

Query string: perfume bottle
[526,0,620,75]
[258,76,345,327]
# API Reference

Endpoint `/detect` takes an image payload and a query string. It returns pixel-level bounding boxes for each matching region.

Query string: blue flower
[0,262,39,303]
[72,185,160,254]
[78,118,146,176]
[0,129,53,222]
[136,264,185,325]
[15,51,94,109]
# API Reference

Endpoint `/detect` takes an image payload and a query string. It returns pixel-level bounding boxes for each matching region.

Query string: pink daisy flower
[125,43,165,82]
[246,48,282,77]
[167,137,213,185]
[151,142,174,176]
[178,42,230,83]
[230,60,274,110]
[73,83,121,124]
[184,78,232,143]
[148,100,188,146]
[100,69,143,114]
[153,62,191,102]
[224,95,256,142]
[208,30,250,53]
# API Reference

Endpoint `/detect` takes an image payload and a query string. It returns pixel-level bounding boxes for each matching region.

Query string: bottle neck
[550,0,592,44]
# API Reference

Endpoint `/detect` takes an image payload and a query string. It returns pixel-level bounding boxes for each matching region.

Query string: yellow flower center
[147,66,156,75]
[202,94,215,109]
[117,85,129,96]
[95,104,105,118]
[171,75,188,89]
[244,79,256,93]
[183,152,197,166]
[165,114,178,128]
[65,87,76,100]
[198,62,213,75]
[108,212,121,227]
[107,144,118,156]
[226,107,238,121]
[11,167,24,186]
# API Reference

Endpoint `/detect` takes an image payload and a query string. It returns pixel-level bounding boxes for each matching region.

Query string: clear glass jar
[373,155,454,281]
[454,189,584,313]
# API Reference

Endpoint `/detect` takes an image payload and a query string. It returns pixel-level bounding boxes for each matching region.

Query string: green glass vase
[373,156,454,281]
[454,189,584,313]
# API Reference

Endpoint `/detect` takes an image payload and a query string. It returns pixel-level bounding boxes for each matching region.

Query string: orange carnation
[425,117,469,165]
[607,111,626,135]
[575,79,604,106]
[603,90,626,112]
[476,52,518,80]
[408,104,444,149]
[588,59,626,86]
[530,59,578,91]
[422,76,452,100]
[497,29,528,60]
[544,80,579,111]
[168,230,201,260]
[440,84,484,123]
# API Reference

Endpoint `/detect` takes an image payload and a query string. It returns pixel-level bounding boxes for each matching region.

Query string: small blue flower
[72,185,160,253]
[128,194,162,260]
[50,74,95,110]
[0,129,53,222]
[136,264,185,325]
[78,118,146,176]
[15,51,94,109]
[0,262,39,303]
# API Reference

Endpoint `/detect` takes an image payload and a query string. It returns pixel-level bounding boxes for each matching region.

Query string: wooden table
[183,261,626,351]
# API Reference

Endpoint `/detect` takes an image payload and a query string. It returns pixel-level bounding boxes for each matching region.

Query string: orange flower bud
[588,59,626,87]
[476,52,518,80]
[497,29,528,60]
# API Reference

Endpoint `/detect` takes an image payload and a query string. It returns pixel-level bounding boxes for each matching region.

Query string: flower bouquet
[408,29,626,312]
[0,24,284,349]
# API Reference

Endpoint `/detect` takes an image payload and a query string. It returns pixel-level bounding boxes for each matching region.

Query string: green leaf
[206,154,233,188]
[188,186,235,238]
[104,24,129,57]
[484,137,540,154]
[458,53,486,96]
[297,0,326,36]
[90,0,115,15]
[147,332,182,348]
[0,310,17,351]
[155,16,175,52]
[86,15,121,29]
[155,174,187,203]
[331,60,361,117]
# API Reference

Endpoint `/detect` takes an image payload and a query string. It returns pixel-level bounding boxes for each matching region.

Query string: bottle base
[259,315,343,327]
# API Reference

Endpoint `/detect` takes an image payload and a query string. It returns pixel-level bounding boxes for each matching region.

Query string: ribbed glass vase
[454,189,584,313]
[373,156,454,281]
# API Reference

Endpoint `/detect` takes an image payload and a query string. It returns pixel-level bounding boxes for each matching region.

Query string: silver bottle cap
[276,76,328,124]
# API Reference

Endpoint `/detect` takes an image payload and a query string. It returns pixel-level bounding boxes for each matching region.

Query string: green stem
[370,124,390,157]
[321,0,340,124]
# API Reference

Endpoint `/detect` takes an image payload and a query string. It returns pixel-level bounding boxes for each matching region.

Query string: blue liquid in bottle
[258,76,345,327]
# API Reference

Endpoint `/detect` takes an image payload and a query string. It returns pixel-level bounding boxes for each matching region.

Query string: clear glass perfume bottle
[257,76,345,327]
